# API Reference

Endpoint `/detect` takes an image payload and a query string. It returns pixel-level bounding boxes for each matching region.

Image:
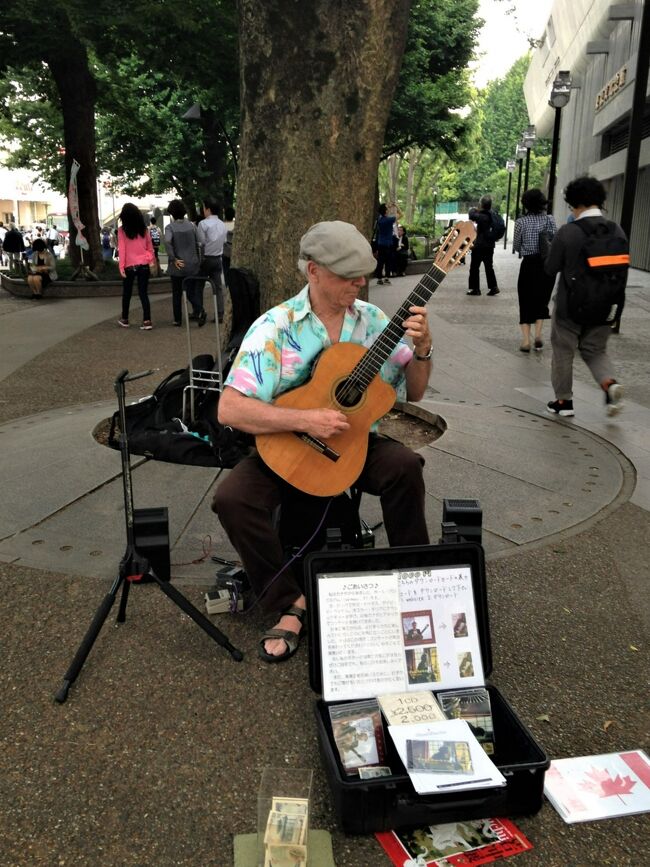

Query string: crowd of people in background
[0,221,69,272]
[2,180,627,421]
[0,201,235,327]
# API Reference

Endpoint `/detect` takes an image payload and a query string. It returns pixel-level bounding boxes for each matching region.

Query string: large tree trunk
[235,0,411,308]
[47,37,102,273]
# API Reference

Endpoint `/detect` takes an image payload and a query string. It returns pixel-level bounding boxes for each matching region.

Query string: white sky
[470,0,556,88]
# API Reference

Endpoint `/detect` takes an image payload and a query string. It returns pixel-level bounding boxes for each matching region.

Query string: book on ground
[543,749,650,823]
[376,816,533,866]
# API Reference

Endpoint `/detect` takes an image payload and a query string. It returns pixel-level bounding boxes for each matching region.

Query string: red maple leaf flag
[581,767,637,799]
[544,751,650,822]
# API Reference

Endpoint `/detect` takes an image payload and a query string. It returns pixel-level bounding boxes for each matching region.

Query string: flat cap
[299,220,377,278]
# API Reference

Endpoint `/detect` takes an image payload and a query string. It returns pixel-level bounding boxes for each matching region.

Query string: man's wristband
[413,346,433,361]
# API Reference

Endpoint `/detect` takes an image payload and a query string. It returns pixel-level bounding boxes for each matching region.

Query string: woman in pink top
[117,202,155,329]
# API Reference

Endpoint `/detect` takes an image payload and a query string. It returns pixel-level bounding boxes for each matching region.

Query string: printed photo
[452,611,468,638]
[406,739,473,774]
[437,689,495,755]
[458,651,475,678]
[401,609,435,646]
[331,713,382,773]
[405,647,441,685]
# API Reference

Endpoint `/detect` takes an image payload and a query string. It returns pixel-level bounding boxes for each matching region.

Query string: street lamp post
[514,142,527,223]
[547,71,572,215]
[522,124,536,192]
[504,160,516,249]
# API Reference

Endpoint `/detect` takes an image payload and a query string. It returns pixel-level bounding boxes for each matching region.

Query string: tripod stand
[55,368,243,704]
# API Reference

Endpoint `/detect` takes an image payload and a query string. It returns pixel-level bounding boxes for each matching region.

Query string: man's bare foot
[263,595,306,657]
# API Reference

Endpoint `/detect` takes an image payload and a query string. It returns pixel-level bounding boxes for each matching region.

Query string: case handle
[396,792,491,812]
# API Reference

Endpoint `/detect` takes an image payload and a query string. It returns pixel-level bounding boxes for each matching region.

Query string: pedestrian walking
[545,176,627,418]
[513,189,557,352]
[466,195,502,296]
[117,203,155,330]
[2,224,24,274]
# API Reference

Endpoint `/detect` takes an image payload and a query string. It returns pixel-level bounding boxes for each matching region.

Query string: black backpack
[565,219,629,325]
[107,353,253,468]
[487,211,506,242]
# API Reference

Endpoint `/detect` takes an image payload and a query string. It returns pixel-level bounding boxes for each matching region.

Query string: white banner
[68,159,89,251]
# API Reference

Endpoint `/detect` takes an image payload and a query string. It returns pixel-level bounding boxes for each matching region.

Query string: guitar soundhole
[335,378,363,408]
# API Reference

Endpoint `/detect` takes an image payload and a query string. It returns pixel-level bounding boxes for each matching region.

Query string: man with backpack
[466,195,504,296]
[544,176,627,418]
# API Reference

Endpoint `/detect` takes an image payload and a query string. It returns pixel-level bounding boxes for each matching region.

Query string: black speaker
[442,498,482,544]
[133,507,171,581]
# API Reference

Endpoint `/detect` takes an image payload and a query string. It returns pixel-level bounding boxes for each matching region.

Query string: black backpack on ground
[565,219,629,325]
[108,353,253,468]
[108,266,261,469]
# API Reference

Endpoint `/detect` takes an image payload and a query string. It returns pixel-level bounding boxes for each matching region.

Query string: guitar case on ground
[306,543,549,834]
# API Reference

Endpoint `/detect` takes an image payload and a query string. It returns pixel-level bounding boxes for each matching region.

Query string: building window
[601,108,650,159]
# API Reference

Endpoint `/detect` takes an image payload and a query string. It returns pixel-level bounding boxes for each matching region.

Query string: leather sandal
[258,605,306,664]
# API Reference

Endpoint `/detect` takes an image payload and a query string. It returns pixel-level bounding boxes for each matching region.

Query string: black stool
[277,486,373,561]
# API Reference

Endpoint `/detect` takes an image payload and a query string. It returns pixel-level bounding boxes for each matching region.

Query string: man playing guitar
[212,220,433,663]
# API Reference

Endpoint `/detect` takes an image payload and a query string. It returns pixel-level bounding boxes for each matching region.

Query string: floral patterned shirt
[225,285,413,412]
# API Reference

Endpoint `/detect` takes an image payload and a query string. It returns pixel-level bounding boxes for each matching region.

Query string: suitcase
[304,542,549,834]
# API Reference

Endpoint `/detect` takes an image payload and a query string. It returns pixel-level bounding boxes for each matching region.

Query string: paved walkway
[1,248,650,867]
[0,247,648,584]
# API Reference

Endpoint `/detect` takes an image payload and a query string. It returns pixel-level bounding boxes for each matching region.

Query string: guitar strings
[336,265,446,404]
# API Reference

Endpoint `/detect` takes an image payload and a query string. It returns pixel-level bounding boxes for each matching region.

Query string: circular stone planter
[1,271,172,299]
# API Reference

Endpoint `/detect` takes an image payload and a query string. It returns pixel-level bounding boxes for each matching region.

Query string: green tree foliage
[88,0,239,210]
[0,1,103,267]
[0,67,66,192]
[454,54,550,204]
[0,0,239,215]
[383,0,480,158]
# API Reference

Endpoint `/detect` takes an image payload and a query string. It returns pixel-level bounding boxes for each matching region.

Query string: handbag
[538,216,554,260]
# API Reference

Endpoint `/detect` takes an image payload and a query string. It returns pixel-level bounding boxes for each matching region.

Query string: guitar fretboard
[345,263,447,393]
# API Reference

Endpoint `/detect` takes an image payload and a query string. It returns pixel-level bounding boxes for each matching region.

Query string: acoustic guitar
[256,221,476,496]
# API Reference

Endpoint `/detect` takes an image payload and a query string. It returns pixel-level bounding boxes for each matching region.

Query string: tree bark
[47,37,102,272]
[235,0,411,308]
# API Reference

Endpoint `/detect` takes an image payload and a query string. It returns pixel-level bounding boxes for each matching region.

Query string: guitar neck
[352,262,447,387]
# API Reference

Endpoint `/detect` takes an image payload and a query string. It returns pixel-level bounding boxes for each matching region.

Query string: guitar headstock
[433,221,476,273]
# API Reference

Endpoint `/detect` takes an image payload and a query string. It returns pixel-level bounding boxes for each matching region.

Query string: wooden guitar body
[255,221,476,497]
[256,342,396,497]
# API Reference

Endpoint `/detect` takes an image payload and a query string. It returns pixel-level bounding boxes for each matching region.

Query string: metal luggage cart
[181,275,224,423]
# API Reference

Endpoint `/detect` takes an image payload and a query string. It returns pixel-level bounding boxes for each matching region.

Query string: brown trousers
[211,435,429,615]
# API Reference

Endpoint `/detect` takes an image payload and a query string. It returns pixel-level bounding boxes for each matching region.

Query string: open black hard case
[305,543,549,835]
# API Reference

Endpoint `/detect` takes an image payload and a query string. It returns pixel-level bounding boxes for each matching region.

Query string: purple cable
[230,497,334,614]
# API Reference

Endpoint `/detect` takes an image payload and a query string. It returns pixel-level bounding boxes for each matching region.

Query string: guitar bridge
[296,433,340,462]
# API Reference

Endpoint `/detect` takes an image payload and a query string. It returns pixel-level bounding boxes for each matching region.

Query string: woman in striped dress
[513,189,557,352]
